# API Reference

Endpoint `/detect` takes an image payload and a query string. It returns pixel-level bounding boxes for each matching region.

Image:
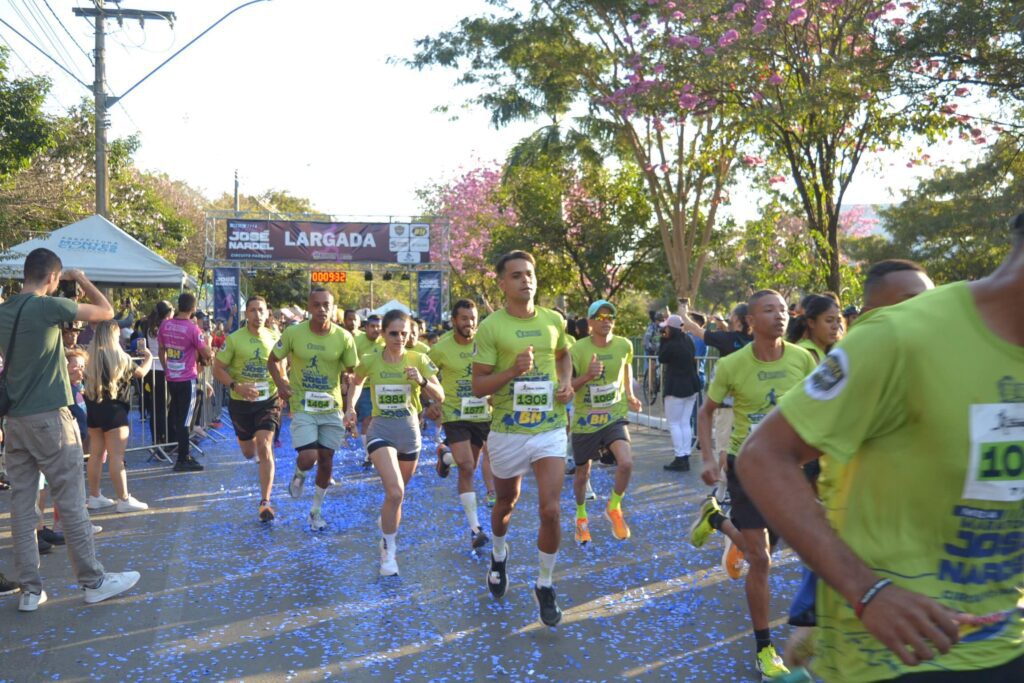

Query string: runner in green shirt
[345,310,443,577]
[738,222,1024,682]
[568,300,641,545]
[786,295,842,363]
[352,313,384,466]
[472,250,574,628]
[267,287,358,532]
[213,295,281,523]
[428,299,493,550]
[688,290,817,680]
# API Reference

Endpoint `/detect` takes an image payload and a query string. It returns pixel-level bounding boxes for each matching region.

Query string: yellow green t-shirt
[216,325,279,401]
[778,282,1024,682]
[354,330,384,358]
[271,321,357,414]
[796,337,826,363]
[428,332,491,423]
[357,349,438,418]
[569,335,634,434]
[473,307,572,434]
[411,340,431,354]
[707,341,816,454]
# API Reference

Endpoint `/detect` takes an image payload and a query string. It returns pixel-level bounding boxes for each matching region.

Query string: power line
[0,33,70,110]
[23,0,82,76]
[0,15,90,89]
[42,0,93,64]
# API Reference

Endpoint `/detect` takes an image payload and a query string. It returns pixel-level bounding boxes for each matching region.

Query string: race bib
[460,396,489,419]
[303,391,335,413]
[513,381,553,412]
[253,382,271,401]
[375,384,411,410]
[589,382,618,408]
[963,403,1024,502]
[167,360,186,374]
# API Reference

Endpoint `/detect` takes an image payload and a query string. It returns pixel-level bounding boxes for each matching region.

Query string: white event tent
[0,215,195,288]
[370,299,412,316]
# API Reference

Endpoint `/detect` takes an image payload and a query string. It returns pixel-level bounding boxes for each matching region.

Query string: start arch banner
[226,219,431,264]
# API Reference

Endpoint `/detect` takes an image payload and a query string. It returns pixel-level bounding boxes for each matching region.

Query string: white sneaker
[115,496,149,513]
[92,525,103,534]
[379,539,398,576]
[585,480,597,501]
[84,571,141,604]
[288,469,306,499]
[308,509,327,532]
[18,590,47,612]
[86,494,116,510]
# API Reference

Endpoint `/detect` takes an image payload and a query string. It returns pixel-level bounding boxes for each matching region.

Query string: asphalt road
[1,415,805,682]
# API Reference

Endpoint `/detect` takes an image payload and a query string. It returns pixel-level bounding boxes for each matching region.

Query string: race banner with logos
[417,271,443,328]
[225,220,431,264]
[212,267,241,332]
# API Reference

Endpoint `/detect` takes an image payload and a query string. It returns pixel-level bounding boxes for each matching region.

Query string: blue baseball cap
[587,300,616,319]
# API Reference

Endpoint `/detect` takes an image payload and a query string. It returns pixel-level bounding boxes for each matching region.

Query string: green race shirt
[428,332,491,423]
[412,340,431,354]
[357,349,437,418]
[0,294,77,416]
[569,335,634,434]
[272,321,357,414]
[216,325,279,401]
[778,282,1024,682]
[707,341,816,454]
[473,307,571,434]
[796,337,826,363]
[354,330,384,358]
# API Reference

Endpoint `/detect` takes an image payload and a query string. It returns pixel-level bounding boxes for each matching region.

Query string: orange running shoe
[604,506,631,540]
[722,537,745,579]
[575,517,592,545]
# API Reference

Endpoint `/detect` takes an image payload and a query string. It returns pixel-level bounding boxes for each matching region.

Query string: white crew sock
[537,550,557,588]
[492,534,507,561]
[459,491,480,532]
[311,484,328,513]
[382,531,397,560]
[443,450,455,467]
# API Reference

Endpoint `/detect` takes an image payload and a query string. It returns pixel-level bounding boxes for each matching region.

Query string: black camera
[59,280,78,298]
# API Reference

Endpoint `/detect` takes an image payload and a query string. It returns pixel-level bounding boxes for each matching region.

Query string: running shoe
[258,502,276,523]
[86,494,116,510]
[0,473,9,490]
[485,491,497,508]
[471,528,489,550]
[18,590,47,612]
[605,506,631,540]
[755,644,789,681]
[379,539,399,577]
[92,524,103,535]
[486,545,509,599]
[533,585,562,627]
[172,457,204,472]
[115,495,149,513]
[38,536,52,555]
[308,509,327,532]
[83,571,141,604]
[0,573,19,596]
[435,444,452,478]
[689,495,721,548]
[585,480,597,501]
[38,526,65,546]
[575,518,592,545]
[564,458,576,475]
[288,469,306,499]
[722,537,746,580]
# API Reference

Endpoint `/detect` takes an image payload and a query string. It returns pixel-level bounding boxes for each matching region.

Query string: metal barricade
[628,354,717,445]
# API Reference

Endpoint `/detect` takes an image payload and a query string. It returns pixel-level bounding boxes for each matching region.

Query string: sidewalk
[0,418,804,682]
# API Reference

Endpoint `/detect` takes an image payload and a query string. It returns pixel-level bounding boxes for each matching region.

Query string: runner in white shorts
[472,250,574,628]
[267,287,357,532]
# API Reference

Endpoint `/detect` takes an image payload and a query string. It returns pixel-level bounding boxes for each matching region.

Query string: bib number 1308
[964,404,1024,502]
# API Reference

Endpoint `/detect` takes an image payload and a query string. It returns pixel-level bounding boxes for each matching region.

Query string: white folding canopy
[370,299,412,316]
[0,214,195,288]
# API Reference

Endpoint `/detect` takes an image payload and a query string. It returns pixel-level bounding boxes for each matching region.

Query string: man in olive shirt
[0,248,141,611]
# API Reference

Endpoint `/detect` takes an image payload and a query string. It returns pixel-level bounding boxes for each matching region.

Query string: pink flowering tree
[418,165,515,312]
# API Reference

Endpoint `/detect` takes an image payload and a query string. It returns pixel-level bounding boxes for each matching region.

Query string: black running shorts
[571,420,630,466]
[443,420,490,449]
[85,398,130,432]
[726,454,769,530]
[228,397,282,442]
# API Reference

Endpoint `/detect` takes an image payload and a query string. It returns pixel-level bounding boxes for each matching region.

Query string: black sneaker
[173,457,204,472]
[471,528,489,550]
[435,444,452,479]
[38,536,52,555]
[534,585,562,627]
[486,545,509,599]
[39,526,65,546]
[0,474,10,491]
[663,456,690,472]
[0,572,19,596]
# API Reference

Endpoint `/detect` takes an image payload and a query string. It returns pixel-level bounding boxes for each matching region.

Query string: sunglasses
[387,330,409,338]
[593,313,615,321]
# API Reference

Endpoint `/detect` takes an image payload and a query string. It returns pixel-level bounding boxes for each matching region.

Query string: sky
[0,0,984,222]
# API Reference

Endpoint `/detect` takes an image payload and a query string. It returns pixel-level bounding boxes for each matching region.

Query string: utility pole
[74,2,175,219]
[233,170,240,212]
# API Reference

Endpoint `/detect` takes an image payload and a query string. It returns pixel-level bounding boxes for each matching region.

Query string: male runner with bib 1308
[268,287,357,532]
[472,251,574,628]
[213,295,281,523]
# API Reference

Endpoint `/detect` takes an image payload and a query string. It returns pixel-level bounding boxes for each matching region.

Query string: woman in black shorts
[85,320,153,513]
